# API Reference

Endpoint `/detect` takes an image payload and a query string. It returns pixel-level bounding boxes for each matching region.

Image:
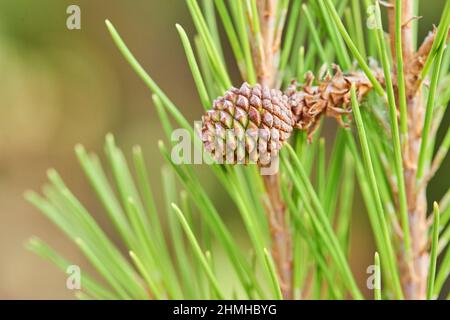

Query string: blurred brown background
[0,0,447,299]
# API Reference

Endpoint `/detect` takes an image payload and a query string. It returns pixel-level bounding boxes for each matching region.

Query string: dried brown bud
[285,65,373,139]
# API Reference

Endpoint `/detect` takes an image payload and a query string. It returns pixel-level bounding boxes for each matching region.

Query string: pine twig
[256,0,292,300]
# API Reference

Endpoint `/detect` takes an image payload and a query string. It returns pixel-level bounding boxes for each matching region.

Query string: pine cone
[201,66,375,165]
[285,65,373,139]
[201,82,294,165]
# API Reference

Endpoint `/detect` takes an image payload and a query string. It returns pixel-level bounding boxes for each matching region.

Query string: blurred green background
[0,0,447,299]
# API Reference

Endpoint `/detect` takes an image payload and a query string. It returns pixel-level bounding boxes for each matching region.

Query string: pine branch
[25,0,450,301]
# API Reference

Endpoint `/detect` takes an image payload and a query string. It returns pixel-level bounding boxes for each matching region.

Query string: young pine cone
[201,82,294,166]
[201,66,374,165]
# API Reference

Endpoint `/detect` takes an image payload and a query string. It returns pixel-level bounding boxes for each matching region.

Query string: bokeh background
[0,0,448,299]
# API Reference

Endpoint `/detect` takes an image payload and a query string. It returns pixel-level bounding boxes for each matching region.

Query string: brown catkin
[201,66,375,164]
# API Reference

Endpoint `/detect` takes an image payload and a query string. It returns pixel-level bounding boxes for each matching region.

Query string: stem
[262,174,292,299]
[401,13,428,303]
[388,0,437,299]
[252,0,292,299]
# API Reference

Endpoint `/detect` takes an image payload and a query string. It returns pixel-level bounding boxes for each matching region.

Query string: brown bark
[390,0,429,300]
[262,174,292,299]
[255,0,292,299]
[401,94,429,300]
[400,0,415,61]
